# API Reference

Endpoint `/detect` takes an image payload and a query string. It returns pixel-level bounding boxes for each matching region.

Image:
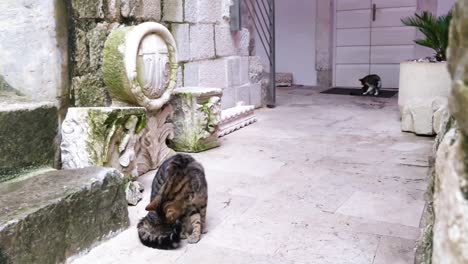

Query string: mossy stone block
[0,167,129,264]
[0,102,57,182]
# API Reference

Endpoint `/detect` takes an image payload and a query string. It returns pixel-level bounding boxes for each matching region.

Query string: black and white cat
[359,74,382,96]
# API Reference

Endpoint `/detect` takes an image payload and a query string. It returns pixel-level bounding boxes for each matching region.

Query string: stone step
[0,99,58,182]
[0,167,129,264]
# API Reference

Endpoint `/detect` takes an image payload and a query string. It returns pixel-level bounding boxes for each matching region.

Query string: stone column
[315,0,334,88]
[432,1,468,263]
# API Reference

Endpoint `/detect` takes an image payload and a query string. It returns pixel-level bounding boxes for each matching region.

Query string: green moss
[85,109,146,166]
[102,27,136,103]
[0,105,57,182]
[0,75,23,96]
[170,94,220,153]
[73,74,109,107]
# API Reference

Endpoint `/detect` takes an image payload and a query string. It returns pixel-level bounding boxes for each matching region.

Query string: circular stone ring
[103,22,178,111]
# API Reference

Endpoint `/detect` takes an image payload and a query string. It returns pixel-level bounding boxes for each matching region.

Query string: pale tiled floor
[69,87,433,264]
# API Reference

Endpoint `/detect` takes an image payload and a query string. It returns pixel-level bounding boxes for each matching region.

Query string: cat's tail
[137,216,182,250]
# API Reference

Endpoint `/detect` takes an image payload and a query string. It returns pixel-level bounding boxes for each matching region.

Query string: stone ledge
[0,167,129,264]
[0,100,57,182]
[219,104,257,137]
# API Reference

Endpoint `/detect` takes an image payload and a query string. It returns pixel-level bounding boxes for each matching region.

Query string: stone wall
[67,0,261,109]
[430,1,468,263]
[0,0,68,104]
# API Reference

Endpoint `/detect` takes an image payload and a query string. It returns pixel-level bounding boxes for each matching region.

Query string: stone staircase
[0,98,129,264]
[0,167,129,264]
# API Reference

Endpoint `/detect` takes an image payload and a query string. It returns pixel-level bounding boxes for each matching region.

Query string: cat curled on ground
[359,74,382,96]
[137,154,208,250]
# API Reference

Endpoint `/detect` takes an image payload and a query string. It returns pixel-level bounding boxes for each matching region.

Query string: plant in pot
[398,11,453,136]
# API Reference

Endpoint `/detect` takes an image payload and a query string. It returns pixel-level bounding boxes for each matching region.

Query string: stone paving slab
[70,87,433,264]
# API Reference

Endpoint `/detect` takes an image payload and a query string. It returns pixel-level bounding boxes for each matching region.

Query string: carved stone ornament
[170,87,223,152]
[103,22,178,111]
[218,103,257,137]
[60,107,147,178]
[134,105,176,175]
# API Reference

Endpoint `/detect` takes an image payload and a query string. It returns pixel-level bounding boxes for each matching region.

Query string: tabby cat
[137,154,208,249]
[359,74,382,96]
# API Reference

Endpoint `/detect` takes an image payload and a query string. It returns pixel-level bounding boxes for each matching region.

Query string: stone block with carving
[170,87,222,152]
[101,22,178,172]
[219,103,257,137]
[276,72,293,87]
[61,107,146,178]
[103,22,178,111]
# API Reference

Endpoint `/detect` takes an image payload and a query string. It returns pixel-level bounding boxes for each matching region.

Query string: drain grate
[321,87,398,98]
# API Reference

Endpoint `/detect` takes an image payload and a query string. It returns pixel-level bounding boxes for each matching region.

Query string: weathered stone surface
[401,102,433,136]
[102,22,178,111]
[163,0,183,22]
[171,23,190,62]
[215,25,237,57]
[240,57,250,85]
[0,0,68,102]
[184,56,249,89]
[249,83,262,108]
[276,72,293,87]
[71,0,105,19]
[432,129,468,263]
[238,28,250,56]
[87,22,108,71]
[235,83,251,105]
[121,0,161,20]
[0,167,129,264]
[170,87,222,152]
[214,26,250,57]
[61,107,146,178]
[190,24,215,61]
[227,56,241,86]
[0,101,57,182]
[448,0,468,137]
[249,56,269,107]
[433,101,450,135]
[75,28,89,76]
[72,74,110,107]
[430,2,468,263]
[135,0,161,20]
[184,0,222,23]
[400,97,448,136]
[221,86,236,109]
[134,104,176,175]
[125,181,144,206]
[184,59,229,88]
[105,0,121,21]
[218,104,257,137]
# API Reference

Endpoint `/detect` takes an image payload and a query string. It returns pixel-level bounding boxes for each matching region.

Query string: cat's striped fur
[137,154,208,249]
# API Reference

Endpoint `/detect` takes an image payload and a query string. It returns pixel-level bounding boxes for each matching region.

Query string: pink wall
[437,0,455,15]
[255,0,317,86]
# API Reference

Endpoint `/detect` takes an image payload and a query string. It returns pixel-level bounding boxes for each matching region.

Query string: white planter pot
[398,61,451,135]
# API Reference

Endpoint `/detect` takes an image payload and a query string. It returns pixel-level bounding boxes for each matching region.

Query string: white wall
[437,0,455,15]
[0,0,68,102]
[256,0,317,86]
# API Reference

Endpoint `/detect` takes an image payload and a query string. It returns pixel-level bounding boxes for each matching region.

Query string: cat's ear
[145,199,159,211]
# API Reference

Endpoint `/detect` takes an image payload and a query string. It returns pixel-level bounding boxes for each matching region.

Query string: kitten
[137,154,208,249]
[359,74,382,96]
